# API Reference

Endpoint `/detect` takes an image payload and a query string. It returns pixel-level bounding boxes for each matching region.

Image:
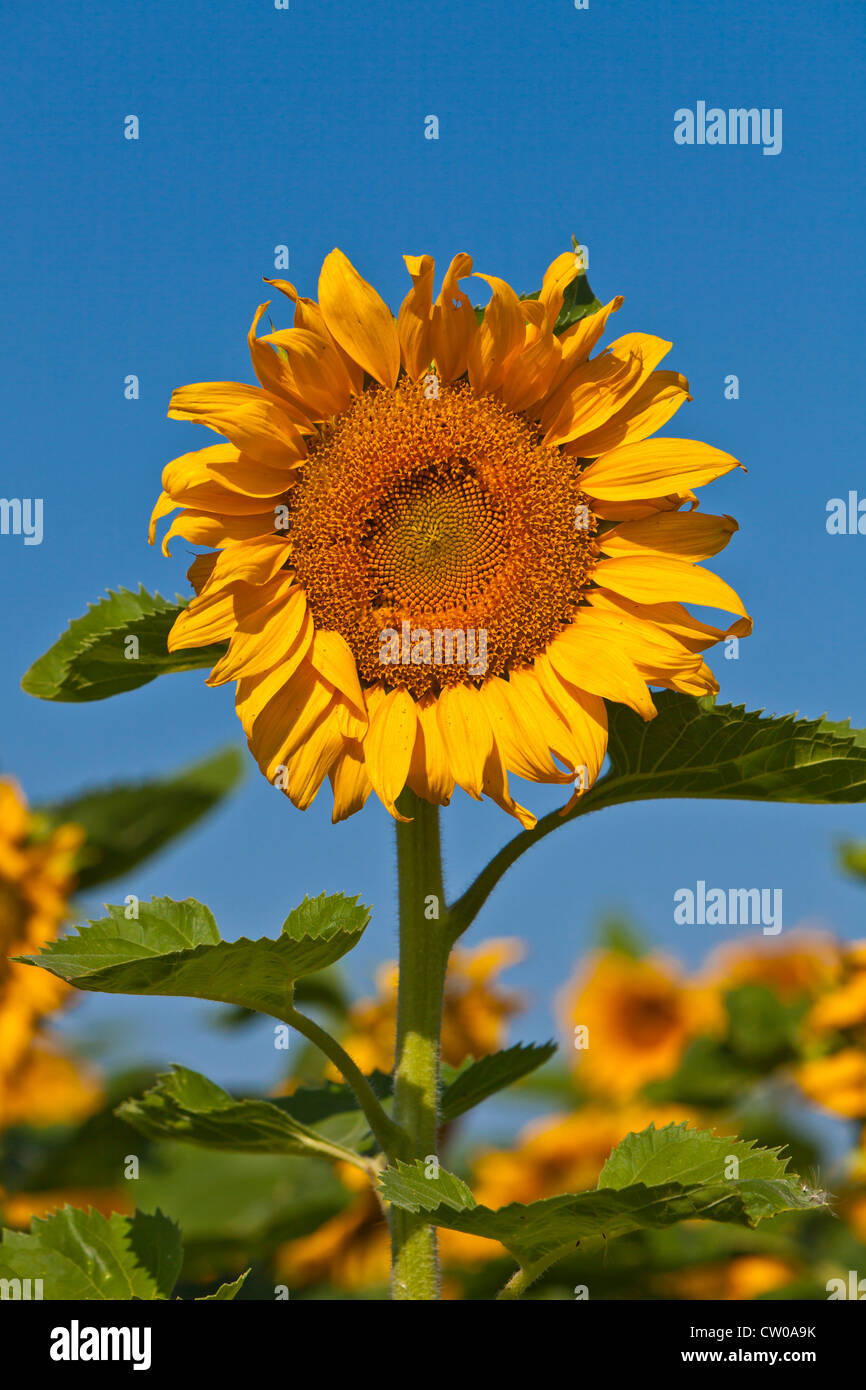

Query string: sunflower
[560,949,724,1100]
[0,779,90,1126]
[150,249,749,825]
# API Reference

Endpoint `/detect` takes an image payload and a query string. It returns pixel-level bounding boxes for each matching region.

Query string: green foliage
[441,1043,557,1123]
[584,695,866,814]
[380,1123,825,1291]
[16,894,369,1018]
[117,1066,376,1166]
[33,747,244,890]
[21,587,225,703]
[839,839,866,882]
[0,1207,183,1300]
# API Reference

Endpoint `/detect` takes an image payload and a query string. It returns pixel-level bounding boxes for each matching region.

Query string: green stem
[284,1004,403,1160]
[390,789,450,1301]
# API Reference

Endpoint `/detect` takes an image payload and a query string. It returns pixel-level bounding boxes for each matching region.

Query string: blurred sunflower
[658,1255,798,1301]
[321,937,524,1081]
[806,940,866,1034]
[0,779,100,1129]
[706,930,842,1002]
[560,949,724,1100]
[150,248,749,825]
[797,1049,866,1118]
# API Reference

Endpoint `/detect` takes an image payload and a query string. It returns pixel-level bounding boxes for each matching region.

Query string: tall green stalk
[390,789,450,1300]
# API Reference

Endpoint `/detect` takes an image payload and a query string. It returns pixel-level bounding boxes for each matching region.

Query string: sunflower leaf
[21,586,225,702]
[380,1123,825,1284]
[195,1269,251,1300]
[586,694,866,813]
[117,1066,374,1165]
[15,894,369,1017]
[451,694,866,937]
[440,1042,557,1123]
[32,746,244,890]
[0,1207,183,1300]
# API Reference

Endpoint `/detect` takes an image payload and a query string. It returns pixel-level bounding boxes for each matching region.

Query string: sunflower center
[365,466,507,612]
[286,377,598,696]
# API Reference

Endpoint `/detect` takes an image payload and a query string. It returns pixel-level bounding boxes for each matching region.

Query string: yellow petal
[233,613,315,733]
[204,535,291,590]
[467,274,526,394]
[548,295,624,390]
[284,705,345,810]
[310,630,366,718]
[161,442,296,512]
[435,684,494,800]
[206,578,308,685]
[159,509,277,555]
[167,586,241,651]
[580,438,744,501]
[398,254,435,380]
[430,253,476,382]
[168,382,309,468]
[568,370,691,458]
[407,693,456,805]
[595,555,749,618]
[479,733,537,830]
[587,587,752,651]
[329,740,373,822]
[248,661,334,780]
[260,325,355,420]
[537,250,583,328]
[601,510,739,562]
[318,248,400,387]
[480,676,573,784]
[540,632,657,720]
[263,276,364,392]
[363,686,418,816]
[542,334,672,448]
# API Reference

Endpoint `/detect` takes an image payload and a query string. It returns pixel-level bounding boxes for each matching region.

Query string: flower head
[0,778,95,1128]
[151,249,749,825]
[560,949,724,1100]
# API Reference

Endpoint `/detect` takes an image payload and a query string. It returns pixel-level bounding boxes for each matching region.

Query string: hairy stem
[390,789,450,1300]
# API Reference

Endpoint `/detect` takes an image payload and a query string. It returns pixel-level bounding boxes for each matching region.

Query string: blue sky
[2,0,865,1092]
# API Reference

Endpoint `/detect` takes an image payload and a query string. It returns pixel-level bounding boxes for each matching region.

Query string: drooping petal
[435,683,494,800]
[168,382,309,467]
[363,685,418,818]
[309,630,366,718]
[406,693,456,805]
[205,577,309,684]
[329,740,373,822]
